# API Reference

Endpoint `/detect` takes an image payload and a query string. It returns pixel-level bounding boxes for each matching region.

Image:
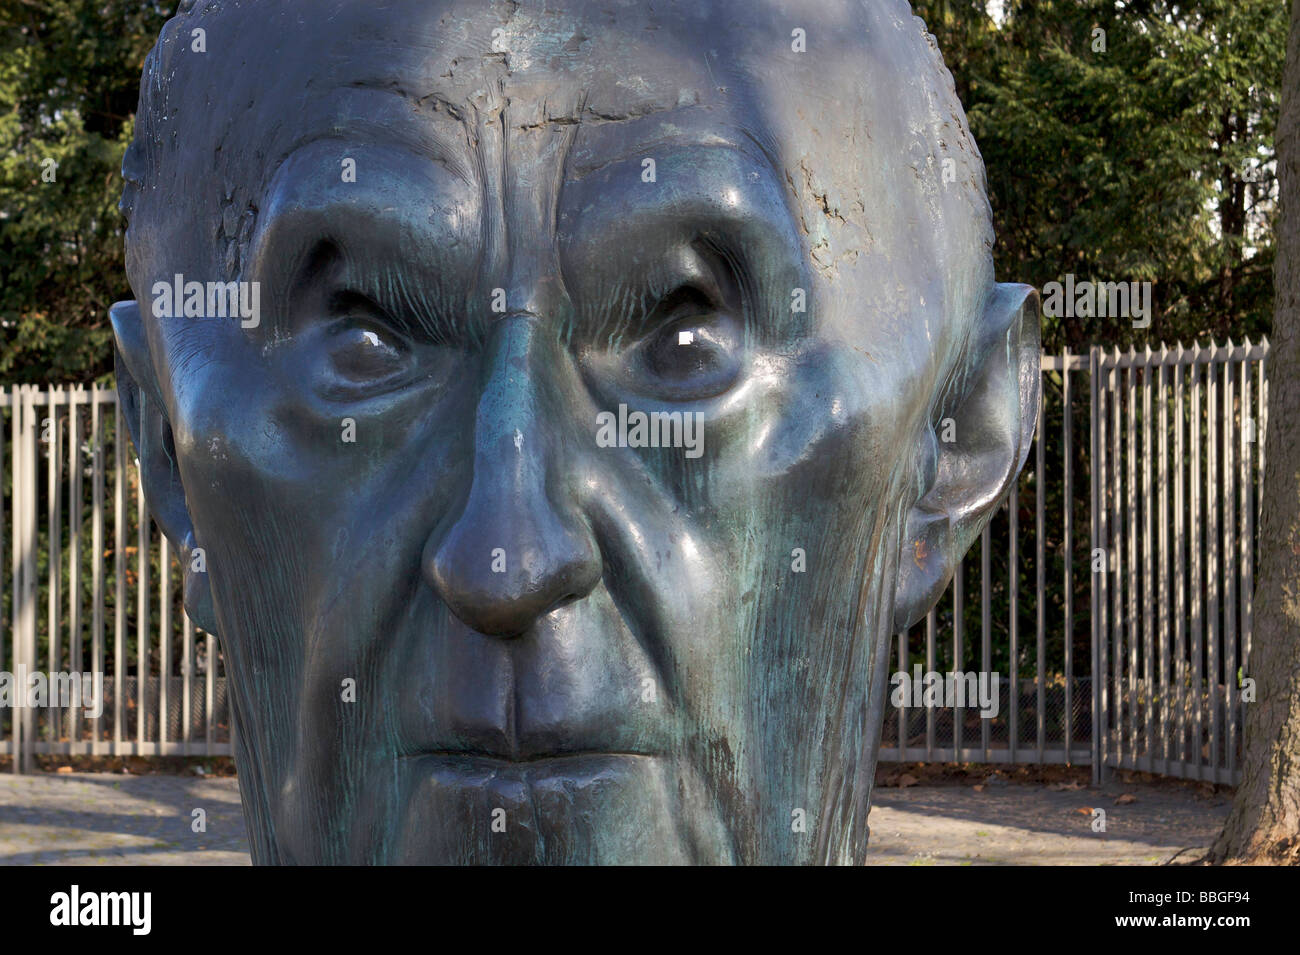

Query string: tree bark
[1209,0,1300,866]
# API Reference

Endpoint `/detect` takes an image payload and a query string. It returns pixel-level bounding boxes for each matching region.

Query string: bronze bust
[112,0,1039,864]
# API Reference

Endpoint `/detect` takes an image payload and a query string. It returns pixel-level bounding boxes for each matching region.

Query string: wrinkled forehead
[127,0,989,379]
[130,0,940,208]
[321,0,750,130]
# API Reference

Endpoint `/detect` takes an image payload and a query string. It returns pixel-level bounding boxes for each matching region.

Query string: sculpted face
[113,0,1039,863]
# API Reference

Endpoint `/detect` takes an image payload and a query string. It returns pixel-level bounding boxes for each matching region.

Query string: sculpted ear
[893,283,1041,633]
[110,300,218,634]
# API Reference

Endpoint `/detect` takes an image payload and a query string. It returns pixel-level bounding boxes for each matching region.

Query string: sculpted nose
[424,316,601,637]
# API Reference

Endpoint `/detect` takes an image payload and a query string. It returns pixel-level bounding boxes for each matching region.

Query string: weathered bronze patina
[113,0,1040,864]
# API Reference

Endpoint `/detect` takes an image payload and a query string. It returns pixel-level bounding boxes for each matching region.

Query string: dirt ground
[0,761,1233,865]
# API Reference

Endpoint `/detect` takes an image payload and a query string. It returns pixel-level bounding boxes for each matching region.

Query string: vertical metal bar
[895,629,905,757]
[1175,351,1187,766]
[14,387,25,771]
[925,607,935,760]
[1141,349,1154,771]
[1092,350,1102,784]
[954,560,964,759]
[136,451,149,749]
[11,387,23,772]
[1007,484,1018,764]
[113,400,125,750]
[1092,350,1108,782]
[183,613,195,746]
[160,535,171,750]
[1257,349,1267,568]
[1111,351,1123,770]
[1158,351,1170,765]
[69,388,83,747]
[1190,353,1203,777]
[1207,352,1221,780]
[91,393,104,750]
[1035,374,1045,763]
[1251,349,1265,714]
[1223,349,1238,779]
[22,388,38,772]
[1126,356,1138,769]
[984,519,994,763]
[0,391,7,763]
[1240,352,1254,772]
[205,631,216,753]
[1063,350,1075,762]
[94,392,107,751]
[13,389,24,769]
[47,387,62,748]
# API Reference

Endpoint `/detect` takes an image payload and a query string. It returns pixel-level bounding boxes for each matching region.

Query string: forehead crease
[172,0,813,180]
[144,2,958,263]
[281,87,474,183]
[565,110,777,181]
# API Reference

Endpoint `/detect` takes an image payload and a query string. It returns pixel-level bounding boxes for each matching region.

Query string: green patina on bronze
[111,0,1039,864]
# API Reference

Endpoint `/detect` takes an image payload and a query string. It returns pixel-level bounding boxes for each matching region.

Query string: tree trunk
[1209,0,1300,866]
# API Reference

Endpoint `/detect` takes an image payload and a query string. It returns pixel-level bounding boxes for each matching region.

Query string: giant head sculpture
[111,0,1039,864]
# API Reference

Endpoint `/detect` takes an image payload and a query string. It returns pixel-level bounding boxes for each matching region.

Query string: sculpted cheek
[735,344,911,497]
[176,389,292,495]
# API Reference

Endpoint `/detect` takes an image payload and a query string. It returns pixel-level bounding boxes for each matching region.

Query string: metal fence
[2,341,1269,782]
[1090,342,1266,785]
[882,349,1093,767]
[880,341,1267,786]
[1,385,232,772]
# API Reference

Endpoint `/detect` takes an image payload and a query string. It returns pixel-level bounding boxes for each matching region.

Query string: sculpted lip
[400,751,665,781]
[400,750,661,765]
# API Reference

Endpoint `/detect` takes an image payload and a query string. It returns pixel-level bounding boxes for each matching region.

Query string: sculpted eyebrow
[288,236,472,347]
[574,229,750,355]
[564,167,804,354]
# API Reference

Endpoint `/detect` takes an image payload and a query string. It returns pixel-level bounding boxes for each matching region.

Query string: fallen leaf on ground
[1114,793,1138,805]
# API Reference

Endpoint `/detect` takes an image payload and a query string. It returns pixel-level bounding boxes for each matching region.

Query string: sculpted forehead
[129,0,952,200]
[159,0,905,121]
[127,0,989,373]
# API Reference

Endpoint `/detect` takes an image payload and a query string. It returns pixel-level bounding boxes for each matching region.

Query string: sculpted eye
[632,287,742,399]
[328,321,409,382]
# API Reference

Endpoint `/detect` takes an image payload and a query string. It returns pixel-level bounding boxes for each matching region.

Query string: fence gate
[1090,342,1267,785]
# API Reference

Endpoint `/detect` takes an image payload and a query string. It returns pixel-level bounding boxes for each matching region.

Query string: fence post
[0,389,6,770]
[1089,348,1104,785]
[10,386,22,773]
[1063,349,1074,763]
[20,386,39,774]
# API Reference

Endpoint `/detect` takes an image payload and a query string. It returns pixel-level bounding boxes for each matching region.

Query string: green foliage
[914,0,1286,351]
[0,1,169,385]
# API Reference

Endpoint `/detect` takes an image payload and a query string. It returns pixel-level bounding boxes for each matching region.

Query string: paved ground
[864,779,1231,865]
[0,773,249,865]
[0,773,1231,865]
